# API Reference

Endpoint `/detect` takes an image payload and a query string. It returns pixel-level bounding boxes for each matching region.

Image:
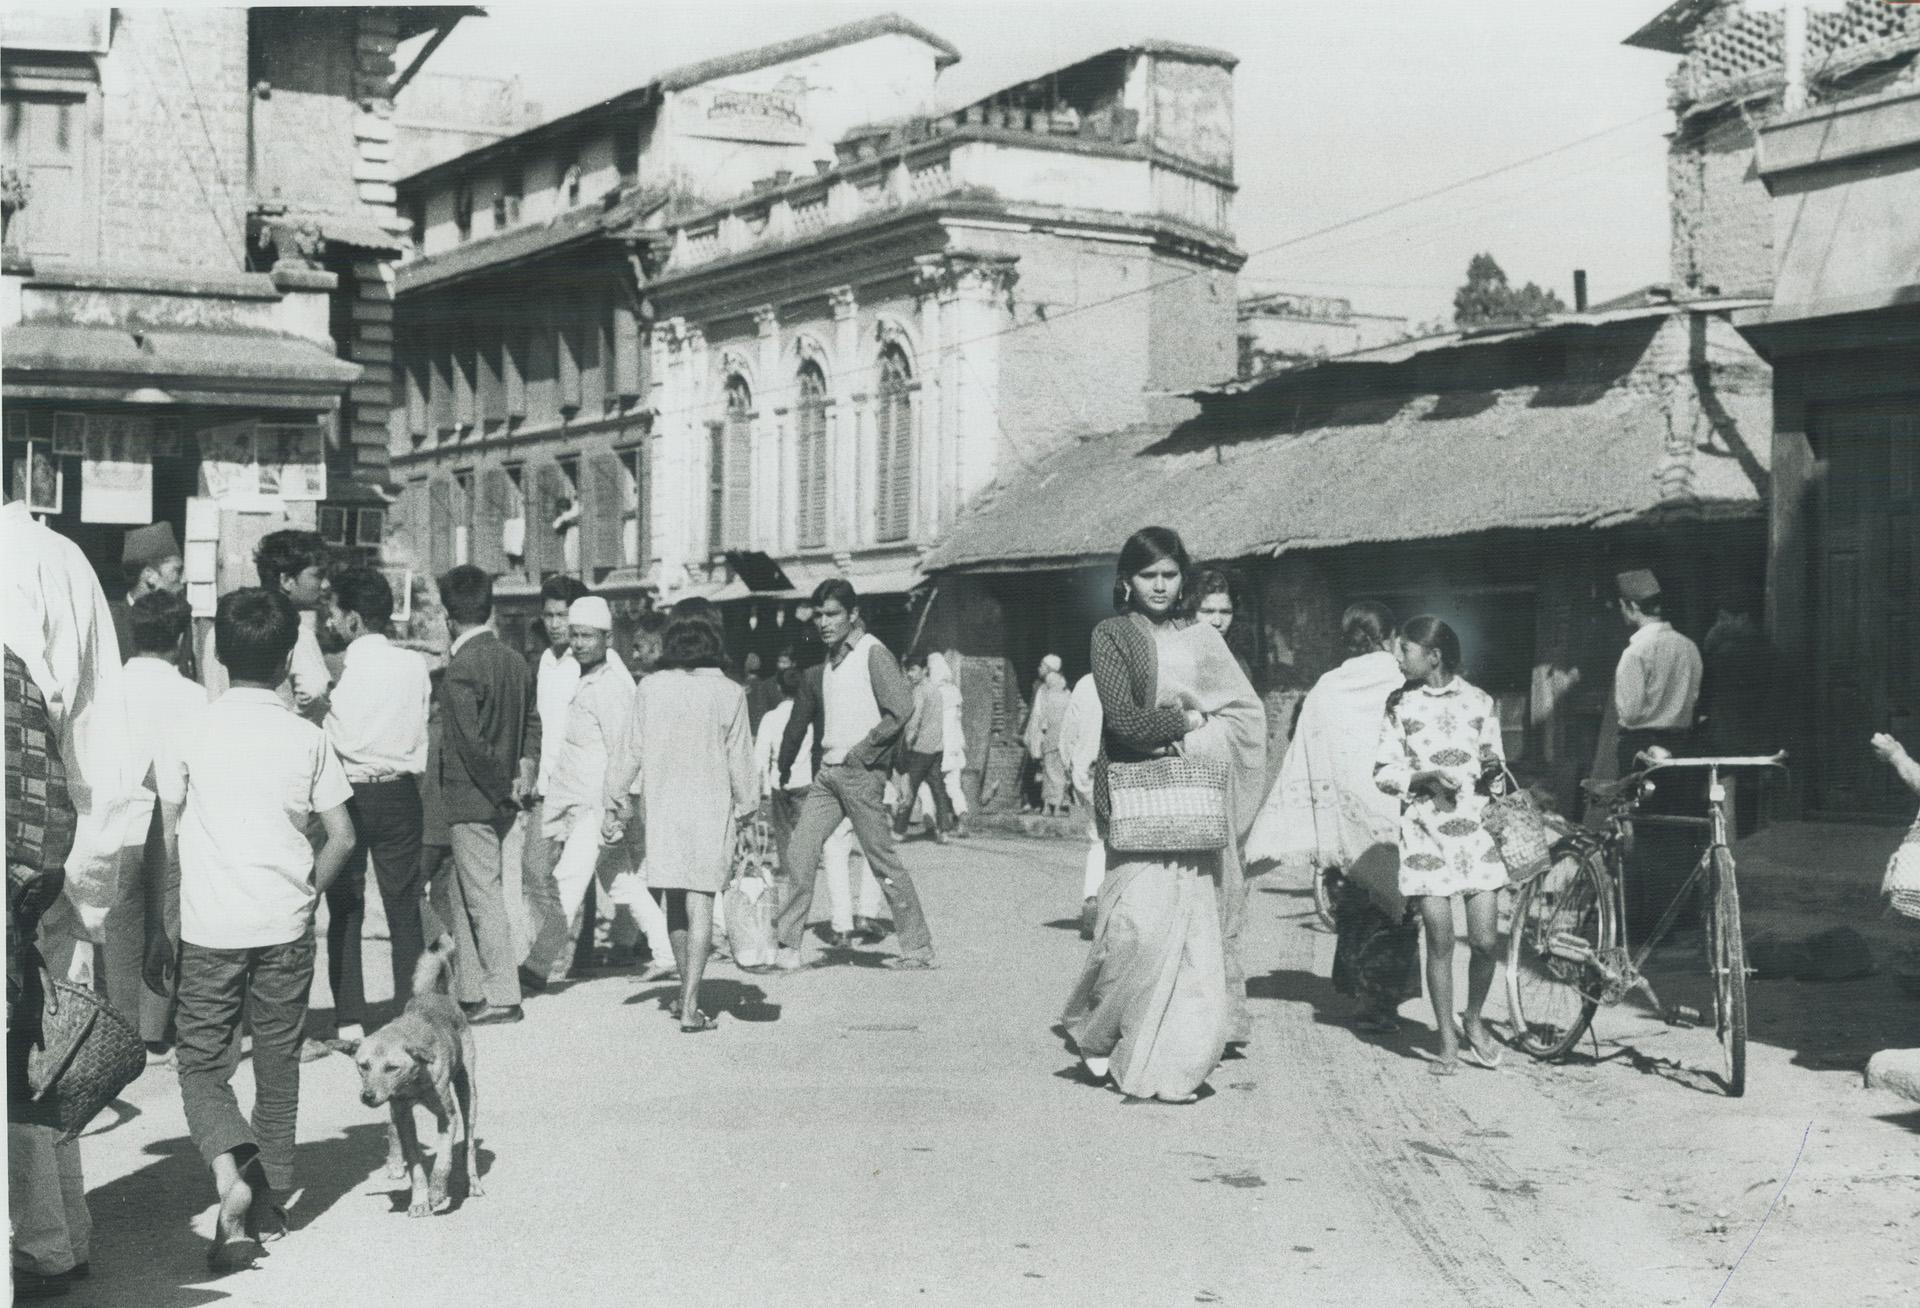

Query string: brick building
[1627,0,1920,820]
[1236,288,1410,379]
[1,6,469,606]
[387,16,1243,679]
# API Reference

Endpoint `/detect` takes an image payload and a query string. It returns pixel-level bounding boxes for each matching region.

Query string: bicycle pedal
[1546,931,1593,963]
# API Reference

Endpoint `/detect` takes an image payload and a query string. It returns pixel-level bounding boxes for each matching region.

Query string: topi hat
[1040,653,1063,673]
[1615,569,1661,604]
[122,521,181,567]
[567,596,613,631]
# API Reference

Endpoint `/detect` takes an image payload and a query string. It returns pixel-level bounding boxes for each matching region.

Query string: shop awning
[3,322,361,411]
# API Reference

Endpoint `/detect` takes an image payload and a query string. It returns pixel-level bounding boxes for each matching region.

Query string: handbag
[25,977,147,1142]
[1884,821,1920,922]
[1479,765,1554,887]
[1105,751,1230,854]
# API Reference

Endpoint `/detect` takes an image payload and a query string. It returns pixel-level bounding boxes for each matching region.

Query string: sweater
[1089,613,1190,824]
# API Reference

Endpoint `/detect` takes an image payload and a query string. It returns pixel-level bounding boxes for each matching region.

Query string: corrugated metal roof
[922,378,1771,573]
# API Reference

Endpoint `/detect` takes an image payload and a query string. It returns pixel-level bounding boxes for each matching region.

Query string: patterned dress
[1372,676,1508,898]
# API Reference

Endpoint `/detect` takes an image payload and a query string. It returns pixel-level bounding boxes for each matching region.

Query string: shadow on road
[82,1122,390,1304]
[625,979,780,1022]
[1247,965,1432,1062]
[1039,917,1083,933]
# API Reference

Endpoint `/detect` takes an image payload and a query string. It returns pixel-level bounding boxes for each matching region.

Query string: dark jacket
[436,627,530,826]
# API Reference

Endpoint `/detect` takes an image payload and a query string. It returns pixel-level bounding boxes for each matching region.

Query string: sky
[405,1,1685,327]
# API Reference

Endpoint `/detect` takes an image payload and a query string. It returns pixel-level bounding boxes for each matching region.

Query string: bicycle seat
[1580,774,1650,803]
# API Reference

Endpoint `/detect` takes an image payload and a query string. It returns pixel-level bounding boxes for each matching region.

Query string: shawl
[1246,650,1404,901]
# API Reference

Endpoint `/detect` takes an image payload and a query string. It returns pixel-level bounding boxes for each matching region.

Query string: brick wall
[100,7,250,270]
[1667,110,1774,297]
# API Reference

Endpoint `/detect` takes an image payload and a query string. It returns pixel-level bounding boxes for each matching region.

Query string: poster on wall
[257,423,327,501]
[680,83,809,145]
[81,430,153,523]
[16,441,63,516]
[52,413,86,457]
[197,421,258,501]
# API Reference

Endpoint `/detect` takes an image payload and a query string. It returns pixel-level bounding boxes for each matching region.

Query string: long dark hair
[1400,614,1462,674]
[1112,526,1191,612]
[1342,601,1397,657]
[1186,566,1238,617]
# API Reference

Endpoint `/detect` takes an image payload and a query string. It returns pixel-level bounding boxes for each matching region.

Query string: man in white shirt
[1612,568,1707,937]
[105,590,207,1061]
[518,575,587,972]
[4,472,140,1293]
[316,568,431,1049]
[522,596,669,986]
[202,529,332,720]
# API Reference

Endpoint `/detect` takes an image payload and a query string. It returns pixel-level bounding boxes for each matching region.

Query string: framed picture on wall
[52,413,86,457]
[355,507,385,547]
[318,506,349,545]
[21,442,62,516]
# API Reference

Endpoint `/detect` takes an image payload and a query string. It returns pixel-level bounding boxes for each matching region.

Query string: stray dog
[348,936,484,1216]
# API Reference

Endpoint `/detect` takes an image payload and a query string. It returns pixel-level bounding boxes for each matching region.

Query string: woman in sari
[1247,602,1416,1032]
[1062,527,1265,1103]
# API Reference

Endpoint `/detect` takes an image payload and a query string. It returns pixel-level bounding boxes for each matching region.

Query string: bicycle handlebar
[1634,751,1789,771]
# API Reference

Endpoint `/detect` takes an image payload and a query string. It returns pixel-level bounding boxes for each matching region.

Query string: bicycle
[1503,750,1787,1097]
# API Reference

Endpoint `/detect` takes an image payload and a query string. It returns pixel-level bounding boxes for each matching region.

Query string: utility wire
[129,33,244,264]
[163,10,249,265]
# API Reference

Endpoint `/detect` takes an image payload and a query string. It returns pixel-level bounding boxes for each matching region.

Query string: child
[150,588,355,1268]
[1373,614,1508,1076]
[1873,732,1920,920]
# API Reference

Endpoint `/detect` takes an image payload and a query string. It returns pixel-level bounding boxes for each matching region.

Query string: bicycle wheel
[1708,848,1749,1097]
[1506,854,1612,1059]
[1313,866,1342,930]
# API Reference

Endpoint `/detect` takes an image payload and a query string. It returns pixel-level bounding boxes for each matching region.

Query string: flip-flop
[679,1011,717,1034]
[1427,1058,1461,1077]
[881,957,935,971]
[1462,1041,1504,1070]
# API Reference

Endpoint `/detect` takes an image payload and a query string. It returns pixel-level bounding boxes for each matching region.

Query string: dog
[348,936,483,1217]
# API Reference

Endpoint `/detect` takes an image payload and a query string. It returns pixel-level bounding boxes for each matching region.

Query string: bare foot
[208,1173,255,1270]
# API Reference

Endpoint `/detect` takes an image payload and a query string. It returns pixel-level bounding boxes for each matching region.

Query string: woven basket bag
[1479,765,1554,887]
[26,979,147,1142]
[1106,754,1230,854]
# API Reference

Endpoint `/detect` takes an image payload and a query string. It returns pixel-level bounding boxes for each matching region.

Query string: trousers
[441,818,520,1008]
[174,931,314,1193]
[522,804,670,981]
[103,799,172,1042]
[326,776,426,1032]
[775,765,933,961]
[9,912,90,1276]
[895,750,955,834]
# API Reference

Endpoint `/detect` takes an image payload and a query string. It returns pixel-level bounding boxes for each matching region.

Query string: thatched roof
[924,312,1772,572]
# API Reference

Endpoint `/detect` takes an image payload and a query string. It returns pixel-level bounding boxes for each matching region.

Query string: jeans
[769,788,875,933]
[441,818,521,1008]
[894,750,955,835]
[775,765,934,961]
[327,776,426,1032]
[174,930,315,1193]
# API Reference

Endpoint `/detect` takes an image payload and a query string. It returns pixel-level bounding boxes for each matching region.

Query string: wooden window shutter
[451,324,476,432]
[557,307,582,415]
[429,331,454,436]
[478,330,505,428]
[476,467,514,570]
[875,351,913,543]
[428,477,453,576]
[526,307,557,422]
[797,367,828,549]
[588,452,624,575]
[531,462,567,576]
[630,444,650,567]
[706,421,727,555]
[726,407,752,549]
[503,322,527,420]
[404,347,428,442]
[613,301,642,402]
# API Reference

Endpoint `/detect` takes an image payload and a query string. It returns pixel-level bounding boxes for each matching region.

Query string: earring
[1122,582,1133,603]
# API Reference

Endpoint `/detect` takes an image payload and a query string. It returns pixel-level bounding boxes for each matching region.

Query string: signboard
[680,84,808,145]
[80,419,153,524]
[256,423,327,501]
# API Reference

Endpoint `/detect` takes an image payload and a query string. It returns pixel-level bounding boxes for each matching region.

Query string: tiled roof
[923,321,1771,572]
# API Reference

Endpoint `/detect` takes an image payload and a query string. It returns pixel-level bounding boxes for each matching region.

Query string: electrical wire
[161,11,250,264]
[128,25,244,265]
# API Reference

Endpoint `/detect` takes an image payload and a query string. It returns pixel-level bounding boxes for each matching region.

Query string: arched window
[873,346,914,543]
[796,362,829,549]
[709,375,752,552]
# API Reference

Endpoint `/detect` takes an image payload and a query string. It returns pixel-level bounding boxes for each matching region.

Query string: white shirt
[157,687,353,949]
[535,646,580,795]
[2,500,140,936]
[1615,621,1704,732]
[324,633,431,782]
[755,698,815,795]
[121,655,211,815]
[545,655,634,819]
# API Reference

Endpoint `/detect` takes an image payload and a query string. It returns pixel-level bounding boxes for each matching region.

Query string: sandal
[1427,1057,1461,1077]
[1462,1040,1504,1071]
[679,1010,717,1034]
[881,956,935,971]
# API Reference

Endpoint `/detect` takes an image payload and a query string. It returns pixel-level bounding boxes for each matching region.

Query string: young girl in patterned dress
[1373,616,1508,1075]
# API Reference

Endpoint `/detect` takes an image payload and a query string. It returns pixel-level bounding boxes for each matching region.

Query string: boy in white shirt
[149,588,355,1268]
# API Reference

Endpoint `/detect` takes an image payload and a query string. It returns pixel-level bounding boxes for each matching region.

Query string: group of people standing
[1056,523,1728,1096]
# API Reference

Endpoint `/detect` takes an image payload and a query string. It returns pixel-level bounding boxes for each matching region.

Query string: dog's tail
[413,934,456,998]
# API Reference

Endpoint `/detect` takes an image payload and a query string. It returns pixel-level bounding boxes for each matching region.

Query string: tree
[1452,253,1568,329]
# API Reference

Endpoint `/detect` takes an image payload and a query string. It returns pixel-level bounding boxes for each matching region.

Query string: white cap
[568,596,613,631]
[1041,653,1063,673]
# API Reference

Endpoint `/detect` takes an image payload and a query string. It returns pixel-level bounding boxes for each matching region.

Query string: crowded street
[64,833,1920,1308]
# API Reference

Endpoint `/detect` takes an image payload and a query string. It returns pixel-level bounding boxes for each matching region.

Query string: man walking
[894,654,955,844]
[521,596,671,987]
[433,566,529,1024]
[316,568,431,1051]
[770,580,935,971]
[1612,569,1705,936]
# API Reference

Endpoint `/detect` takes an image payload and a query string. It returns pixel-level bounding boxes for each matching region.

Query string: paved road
[66,834,1914,1307]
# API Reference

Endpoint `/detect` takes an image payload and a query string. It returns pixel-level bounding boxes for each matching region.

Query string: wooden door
[1812,399,1918,818]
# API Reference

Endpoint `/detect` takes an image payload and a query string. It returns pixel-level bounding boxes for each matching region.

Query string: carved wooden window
[873,346,914,543]
[796,363,829,549]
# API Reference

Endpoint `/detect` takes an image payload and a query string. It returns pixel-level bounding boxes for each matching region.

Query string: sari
[1062,618,1265,1100]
